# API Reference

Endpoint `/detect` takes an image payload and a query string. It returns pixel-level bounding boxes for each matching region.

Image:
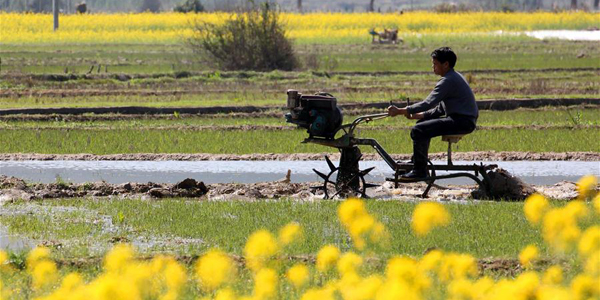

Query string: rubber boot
[401,139,429,180]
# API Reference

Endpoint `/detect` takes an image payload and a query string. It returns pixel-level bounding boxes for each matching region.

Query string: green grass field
[0,126,597,154]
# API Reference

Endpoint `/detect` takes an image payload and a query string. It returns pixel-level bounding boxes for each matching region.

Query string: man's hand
[387,106,408,117]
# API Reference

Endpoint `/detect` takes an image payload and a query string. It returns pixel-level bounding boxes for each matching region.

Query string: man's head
[431,47,456,76]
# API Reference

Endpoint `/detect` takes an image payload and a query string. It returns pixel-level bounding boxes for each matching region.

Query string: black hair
[431,47,457,69]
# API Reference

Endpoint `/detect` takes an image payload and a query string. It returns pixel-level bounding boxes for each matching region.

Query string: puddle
[0,160,598,186]
[524,30,600,41]
[0,225,35,251]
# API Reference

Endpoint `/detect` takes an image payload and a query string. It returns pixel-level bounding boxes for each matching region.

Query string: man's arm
[406,77,450,115]
[421,104,445,120]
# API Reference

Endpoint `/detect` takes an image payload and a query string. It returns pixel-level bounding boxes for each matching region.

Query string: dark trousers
[410,115,476,172]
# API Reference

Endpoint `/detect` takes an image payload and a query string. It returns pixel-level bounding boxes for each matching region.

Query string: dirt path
[1,99,599,116]
[0,151,598,161]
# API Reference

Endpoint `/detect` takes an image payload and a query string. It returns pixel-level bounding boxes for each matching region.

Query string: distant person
[387,47,478,180]
[76,2,87,13]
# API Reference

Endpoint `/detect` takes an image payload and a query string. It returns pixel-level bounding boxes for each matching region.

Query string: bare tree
[594,0,599,9]
[368,0,375,11]
[571,0,577,9]
[297,0,301,12]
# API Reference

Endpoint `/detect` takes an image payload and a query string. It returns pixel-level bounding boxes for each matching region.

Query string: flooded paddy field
[0,159,598,186]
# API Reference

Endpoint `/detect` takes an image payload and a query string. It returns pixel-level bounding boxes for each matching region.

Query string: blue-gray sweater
[406,69,478,123]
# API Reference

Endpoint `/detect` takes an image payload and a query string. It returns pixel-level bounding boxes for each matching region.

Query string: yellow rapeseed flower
[300,286,336,300]
[26,247,51,270]
[519,245,539,269]
[214,287,237,300]
[31,260,57,289]
[0,250,7,268]
[337,252,363,275]
[279,222,304,246]
[338,198,368,227]
[438,253,477,282]
[316,245,340,272]
[571,274,600,300]
[542,265,563,285]
[103,244,135,273]
[195,249,236,291]
[576,175,597,200]
[418,249,444,273]
[524,193,549,225]
[340,275,383,300]
[286,263,310,288]
[244,229,279,272]
[411,202,451,237]
[163,260,186,292]
[386,256,430,292]
[583,251,600,276]
[254,268,278,299]
[577,225,600,258]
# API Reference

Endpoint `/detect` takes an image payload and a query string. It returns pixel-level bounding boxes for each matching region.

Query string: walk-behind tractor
[285,89,501,199]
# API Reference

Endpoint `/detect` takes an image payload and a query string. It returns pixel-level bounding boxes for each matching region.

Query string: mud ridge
[0,151,598,162]
[0,175,585,203]
[1,99,599,116]
[2,67,597,82]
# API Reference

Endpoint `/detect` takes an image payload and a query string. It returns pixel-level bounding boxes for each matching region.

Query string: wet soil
[0,174,587,203]
[1,151,598,162]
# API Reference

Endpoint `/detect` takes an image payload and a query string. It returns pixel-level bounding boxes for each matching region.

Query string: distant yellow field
[1,11,598,44]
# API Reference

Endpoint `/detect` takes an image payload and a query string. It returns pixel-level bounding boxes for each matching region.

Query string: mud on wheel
[311,147,378,199]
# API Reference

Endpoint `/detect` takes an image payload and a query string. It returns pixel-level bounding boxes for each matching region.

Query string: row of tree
[1,0,597,13]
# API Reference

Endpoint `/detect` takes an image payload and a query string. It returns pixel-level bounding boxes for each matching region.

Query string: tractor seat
[442,134,466,144]
[441,134,467,165]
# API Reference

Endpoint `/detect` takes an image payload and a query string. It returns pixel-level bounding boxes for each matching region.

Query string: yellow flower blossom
[386,256,430,292]
[2,12,599,44]
[337,252,363,275]
[244,229,279,271]
[418,249,444,273]
[286,263,309,288]
[0,251,7,271]
[571,274,599,300]
[104,244,135,273]
[26,247,51,270]
[576,175,597,200]
[542,265,563,285]
[254,268,278,299]
[279,222,304,246]
[301,286,336,300]
[163,260,186,292]
[316,245,340,272]
[583,251,600,276]
[578,225,600,257]
[438,253,477,282]
[195,249,236,291]
[214,287,237,300]
[31,260,57,289]
[411,202,451,237]
[340,275,383,300]
[519,245,539,269]
[524,193,549,225]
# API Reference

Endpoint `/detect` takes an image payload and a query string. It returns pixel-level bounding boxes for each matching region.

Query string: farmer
[387,47,478,180]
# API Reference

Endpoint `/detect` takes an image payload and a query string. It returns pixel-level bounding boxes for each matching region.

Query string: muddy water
[0,160,598,185]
